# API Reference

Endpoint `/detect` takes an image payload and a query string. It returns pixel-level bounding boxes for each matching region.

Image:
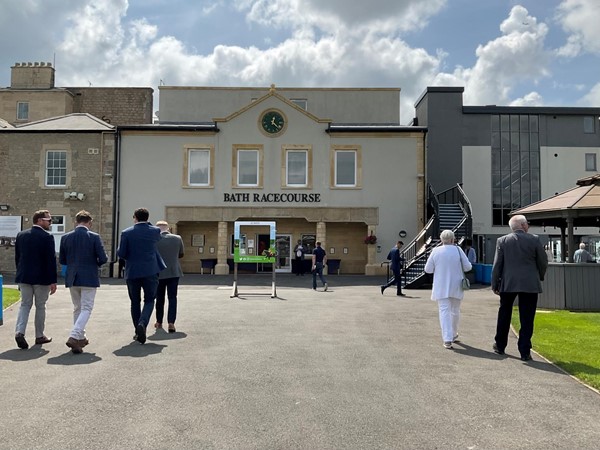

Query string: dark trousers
[494,292,538,356]
[156,277,179,324]
[384,268,403,294]
[293,257,305,275]
[126,274,159,329]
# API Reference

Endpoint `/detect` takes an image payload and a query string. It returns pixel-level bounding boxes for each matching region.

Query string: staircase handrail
[402,215,436,267]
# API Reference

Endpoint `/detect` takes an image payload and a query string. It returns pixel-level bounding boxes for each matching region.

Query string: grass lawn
[2,287,21,309]
[513,308,600,391]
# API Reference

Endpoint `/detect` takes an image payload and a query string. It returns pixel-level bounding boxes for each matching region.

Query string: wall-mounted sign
[224,193,321,203]
[0,216,21,246]
[191,234,205,246]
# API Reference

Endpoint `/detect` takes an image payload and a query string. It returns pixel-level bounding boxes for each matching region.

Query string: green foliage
[513,308,600,391]
[2,287,21,309]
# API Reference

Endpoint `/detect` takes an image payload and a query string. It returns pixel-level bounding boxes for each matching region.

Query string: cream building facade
[117,87,426,275]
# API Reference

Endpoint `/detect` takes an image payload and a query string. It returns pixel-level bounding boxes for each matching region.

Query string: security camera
[76,192,86,201]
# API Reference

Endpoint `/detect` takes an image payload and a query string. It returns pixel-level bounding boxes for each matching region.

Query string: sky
[0,0,599,124]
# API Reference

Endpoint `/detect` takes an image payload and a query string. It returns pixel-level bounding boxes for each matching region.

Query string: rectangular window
[585,153,597,171]
[290,99,307,110]
[16,102,29,121]
[584,116,595,134]
[188,149,210,185]
[45,150,67,186]
[335,151,356,186]
[286,150,307,186]
[238,150,258,186]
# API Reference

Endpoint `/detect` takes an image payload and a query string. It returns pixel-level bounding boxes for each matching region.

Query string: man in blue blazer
[59,210,108,353]
[381,241,406,296]
[492,214,548,361]
[117,207,166,344]
[14,209,57,349]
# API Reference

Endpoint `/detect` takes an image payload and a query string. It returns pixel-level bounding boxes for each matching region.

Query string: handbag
[456,246,470,290]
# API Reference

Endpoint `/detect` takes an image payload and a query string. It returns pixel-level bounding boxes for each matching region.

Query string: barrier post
[0,274,4,326]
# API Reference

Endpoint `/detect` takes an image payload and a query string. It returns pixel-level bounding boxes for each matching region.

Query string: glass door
[275,234,292,272]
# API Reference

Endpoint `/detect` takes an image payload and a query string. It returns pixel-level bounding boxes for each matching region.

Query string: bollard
[0,273,3,326]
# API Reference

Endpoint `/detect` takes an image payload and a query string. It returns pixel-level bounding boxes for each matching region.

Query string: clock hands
[270,116,281,129]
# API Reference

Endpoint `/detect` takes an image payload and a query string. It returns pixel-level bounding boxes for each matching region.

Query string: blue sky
[0,0,598,123]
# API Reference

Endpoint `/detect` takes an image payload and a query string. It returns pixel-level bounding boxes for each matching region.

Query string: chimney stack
[10,62,55,89]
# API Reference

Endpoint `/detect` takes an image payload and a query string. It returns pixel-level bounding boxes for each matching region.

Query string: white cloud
[432,6,550,106]
[556,0,600,56]
[510,92,544,106]
[579,82,600,106]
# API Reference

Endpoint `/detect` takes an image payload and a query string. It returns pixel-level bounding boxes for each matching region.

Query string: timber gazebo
[510,174,600,311]
[511,174,600,263]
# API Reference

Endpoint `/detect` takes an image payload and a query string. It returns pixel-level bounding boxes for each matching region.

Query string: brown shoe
[168,323,176,333]
[154,322,163,329]
[35,336,52,345]
[78,338,90,347]
[66,337,83,354]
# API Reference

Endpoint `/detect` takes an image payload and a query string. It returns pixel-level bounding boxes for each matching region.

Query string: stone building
[0,62,153,126]
[0,114,115,274]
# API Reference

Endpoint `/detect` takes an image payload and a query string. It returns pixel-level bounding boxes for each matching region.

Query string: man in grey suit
[14,209,57,349]
[154,220,184,333]
[491,214,548,361]
[59,210,108,353]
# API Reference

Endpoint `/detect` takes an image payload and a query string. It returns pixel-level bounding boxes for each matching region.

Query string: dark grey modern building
[415,87,600,263]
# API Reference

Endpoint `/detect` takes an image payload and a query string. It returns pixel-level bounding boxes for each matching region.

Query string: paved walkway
[1,275,599,449]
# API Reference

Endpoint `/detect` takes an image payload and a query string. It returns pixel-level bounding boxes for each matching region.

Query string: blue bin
[473,264,484,283]
[481,264,493,285]
[61,265,67,277]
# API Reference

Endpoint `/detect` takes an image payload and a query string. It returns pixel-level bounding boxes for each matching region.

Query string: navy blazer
[15,225,58,285]
[59,226,108,288]
[117,222,166,279]
[387,247,406,272]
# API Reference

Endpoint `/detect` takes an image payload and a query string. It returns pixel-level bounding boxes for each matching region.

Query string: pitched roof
[5,113,114,131]
[511,174,600,226]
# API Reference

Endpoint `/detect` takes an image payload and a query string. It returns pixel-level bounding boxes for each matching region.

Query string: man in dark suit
[154,220,184,333]
[117,208,166,344]
[14,209,57,349]
[381,241,406,296]
[59,210,108,353]
[492,214,548,361]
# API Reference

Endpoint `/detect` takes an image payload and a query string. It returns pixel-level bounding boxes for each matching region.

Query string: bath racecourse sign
[224,192,321,203]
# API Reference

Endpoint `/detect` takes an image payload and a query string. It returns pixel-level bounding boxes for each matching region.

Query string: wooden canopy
[510,174,600,262]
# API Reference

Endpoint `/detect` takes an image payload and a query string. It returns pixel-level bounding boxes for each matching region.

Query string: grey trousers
[15,284,50,338]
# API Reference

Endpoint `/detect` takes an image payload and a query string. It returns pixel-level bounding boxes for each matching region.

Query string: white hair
[580,243,586,249]
[440,229,455,244]
[509,215,527,231]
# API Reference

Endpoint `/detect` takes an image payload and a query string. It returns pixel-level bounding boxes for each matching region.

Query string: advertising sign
[233,221,276,263]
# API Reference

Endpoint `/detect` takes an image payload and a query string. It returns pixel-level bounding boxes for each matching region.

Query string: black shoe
[493,343,505,355]
[520,354,533,361]
[15,333,29,350]
[136,324,146,344]
[380,285,385,295]
[397,293,406,297]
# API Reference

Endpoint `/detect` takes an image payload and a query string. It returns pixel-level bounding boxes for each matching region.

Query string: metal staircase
[400,183,473,289]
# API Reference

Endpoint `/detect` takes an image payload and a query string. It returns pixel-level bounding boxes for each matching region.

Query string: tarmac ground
[1,274,600,449]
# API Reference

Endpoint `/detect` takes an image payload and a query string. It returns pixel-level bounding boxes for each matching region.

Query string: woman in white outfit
[424,230,472,349]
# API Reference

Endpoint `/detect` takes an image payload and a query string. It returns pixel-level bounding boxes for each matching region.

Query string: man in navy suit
[117,208,166,344]
[14,209,57,349]
[59,210,108,354]
[381,241,406,296]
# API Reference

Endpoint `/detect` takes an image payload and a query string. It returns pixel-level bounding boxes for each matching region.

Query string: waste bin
[481,264,493,285]
[473,264,483,284]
